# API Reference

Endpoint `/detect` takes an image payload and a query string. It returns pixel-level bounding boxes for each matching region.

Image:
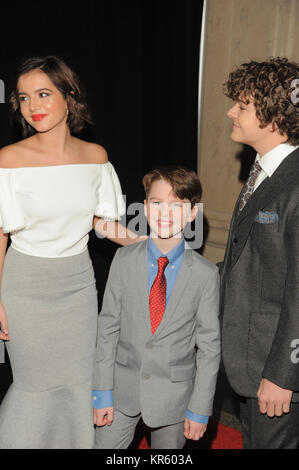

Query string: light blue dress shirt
[92,237,209,425]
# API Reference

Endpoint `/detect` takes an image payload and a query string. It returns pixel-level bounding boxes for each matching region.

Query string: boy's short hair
[143,165,202,207]
[223,57,299,145]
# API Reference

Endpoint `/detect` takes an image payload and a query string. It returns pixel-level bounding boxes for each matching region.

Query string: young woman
[0,55,142,449]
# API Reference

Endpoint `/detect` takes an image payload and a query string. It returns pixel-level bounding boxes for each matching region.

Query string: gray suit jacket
[92,240,220,427]
[221,147,299,401]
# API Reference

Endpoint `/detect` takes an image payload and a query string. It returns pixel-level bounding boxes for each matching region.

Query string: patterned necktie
[238,160,262,212]
[149,256,169,334]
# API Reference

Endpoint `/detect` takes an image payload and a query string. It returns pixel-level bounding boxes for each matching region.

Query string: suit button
[233,237,238,243]
[143,373,150,380]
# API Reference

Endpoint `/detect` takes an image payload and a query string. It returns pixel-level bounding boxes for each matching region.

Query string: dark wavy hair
[143,165,202,207]
[223,57,299,145]
[9,55,92,137]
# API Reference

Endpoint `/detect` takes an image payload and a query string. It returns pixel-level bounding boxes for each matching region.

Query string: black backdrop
[0,0,203,400]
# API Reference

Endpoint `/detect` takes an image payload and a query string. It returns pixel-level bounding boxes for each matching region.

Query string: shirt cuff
[185,409,209,424]
[92,390,114,409]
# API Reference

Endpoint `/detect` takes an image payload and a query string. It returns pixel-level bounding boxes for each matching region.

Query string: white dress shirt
[254,143,299,192]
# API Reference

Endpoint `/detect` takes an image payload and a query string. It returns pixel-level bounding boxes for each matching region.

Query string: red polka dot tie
[149,256,169,334]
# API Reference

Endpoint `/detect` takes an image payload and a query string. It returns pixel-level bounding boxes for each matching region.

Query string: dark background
[0,0,204,404]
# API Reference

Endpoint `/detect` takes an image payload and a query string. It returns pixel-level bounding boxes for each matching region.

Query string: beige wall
[199,0,299,263]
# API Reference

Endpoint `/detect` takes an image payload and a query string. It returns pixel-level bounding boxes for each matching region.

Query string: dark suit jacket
[220,146,299,401]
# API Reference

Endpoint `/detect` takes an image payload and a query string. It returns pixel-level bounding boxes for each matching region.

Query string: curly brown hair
[9,55,92,137]
[143,165,202,207]
[223,57,299,145]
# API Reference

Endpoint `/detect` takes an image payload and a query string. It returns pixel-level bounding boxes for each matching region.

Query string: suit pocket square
[255,210,279,224]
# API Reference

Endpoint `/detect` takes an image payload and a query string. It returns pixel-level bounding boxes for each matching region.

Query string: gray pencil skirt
[0,246,98,449]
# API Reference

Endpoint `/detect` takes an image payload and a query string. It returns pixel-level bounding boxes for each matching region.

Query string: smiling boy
[220,57,299,449]
[92,166,220,449]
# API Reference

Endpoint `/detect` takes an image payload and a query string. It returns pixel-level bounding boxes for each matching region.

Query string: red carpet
[135,419,243,449]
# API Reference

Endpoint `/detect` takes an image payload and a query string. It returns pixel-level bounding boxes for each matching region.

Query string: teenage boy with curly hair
[220,57,299,448]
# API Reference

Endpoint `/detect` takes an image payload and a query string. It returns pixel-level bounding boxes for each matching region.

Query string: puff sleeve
[95,162,126,221]
[0,169,26,234]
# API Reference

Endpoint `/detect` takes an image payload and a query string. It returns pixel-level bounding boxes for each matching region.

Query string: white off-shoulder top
[0,161,126,258]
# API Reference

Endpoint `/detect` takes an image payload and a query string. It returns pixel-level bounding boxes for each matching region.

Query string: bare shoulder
[87,142,108,164]
[0,137,38,168]
[0,143,23,168]
[76,139,108,164]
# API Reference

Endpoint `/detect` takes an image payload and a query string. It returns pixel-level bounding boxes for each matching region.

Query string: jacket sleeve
[262,203,299,391]
[92,248,122,390]
[187,266,221,415]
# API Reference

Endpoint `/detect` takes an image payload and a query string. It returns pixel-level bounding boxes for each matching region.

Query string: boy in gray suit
[92,166,220,449]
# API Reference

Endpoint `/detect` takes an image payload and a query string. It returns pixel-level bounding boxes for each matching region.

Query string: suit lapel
[136,240,153,336]
[221,188,244,276]
[153,248,193,338]
[229,148,299,271]
[228,177,270,268]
